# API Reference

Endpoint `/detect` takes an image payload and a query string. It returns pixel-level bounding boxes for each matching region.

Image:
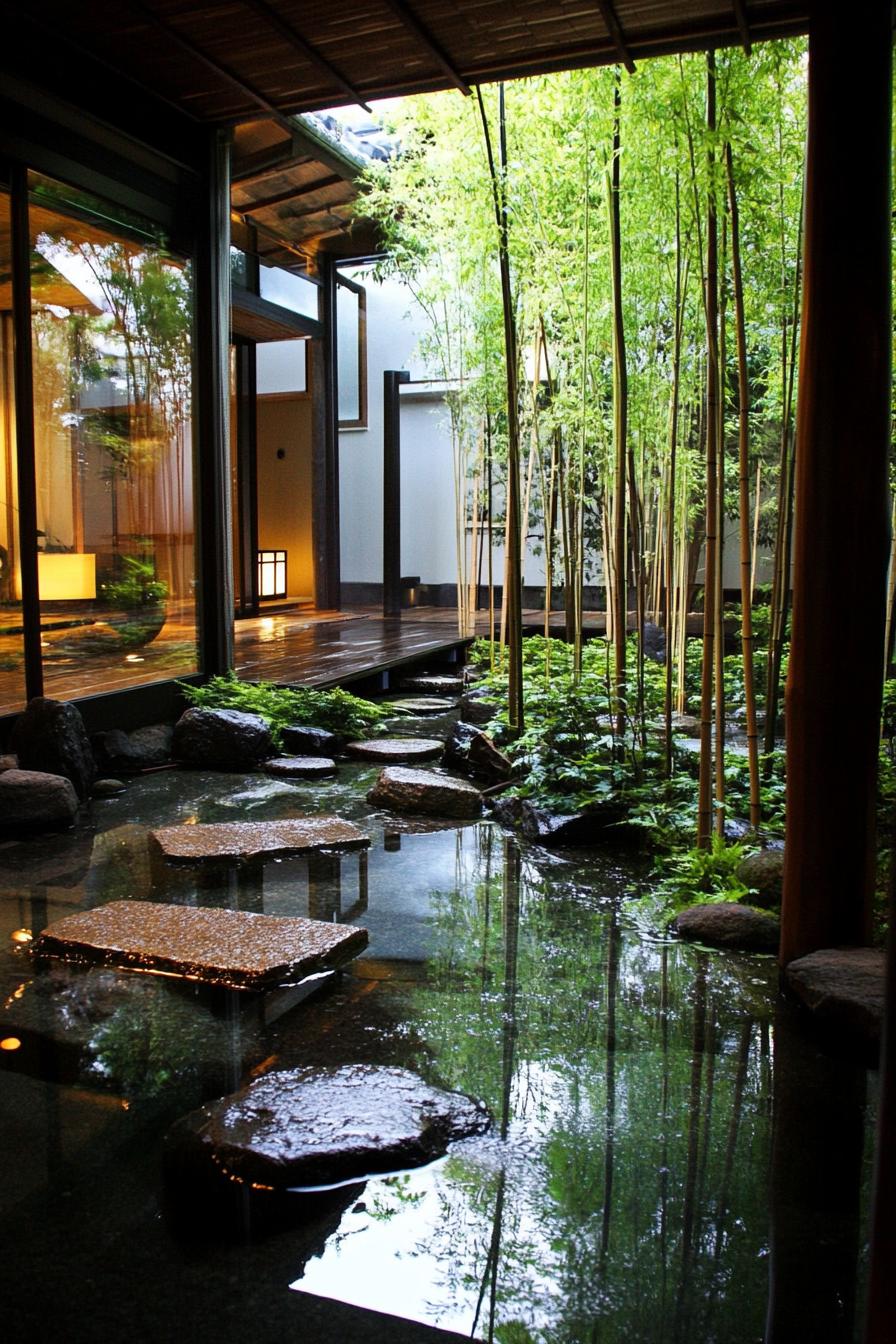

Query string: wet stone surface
[0,768,79,833]
[264,756,337,780]
[346,737,444,764]
[11,697,96,799]
[151,816,369,862]
[387,696,457,716]
[398,674,464,696]
[173,707,272,771]
[367,766,483,819]
[165,1064,490,1190]
[671,901,780,953]
[785,946,886,1043]
[33,900,368,991]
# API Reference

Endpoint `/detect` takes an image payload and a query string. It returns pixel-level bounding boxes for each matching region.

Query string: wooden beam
[231,142,310,185]
[237,174,345,214]
[239,0,371,111]
[595,1,636,74]
[731,0,753,54]
[378,0,472,96]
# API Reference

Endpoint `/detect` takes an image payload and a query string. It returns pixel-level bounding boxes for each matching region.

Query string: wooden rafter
[237,174,345,214]
[378,0,472,96]
[732,0,753,54]
[239,0,372,111]
[595,0,636,74]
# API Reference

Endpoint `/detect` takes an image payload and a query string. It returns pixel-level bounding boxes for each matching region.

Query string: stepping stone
[785,946,887,1043]
[399,674,464,696]
[345,737,443,764]
[670,902,780,953]
[164,1065,489,1189]
[386,696,456,716]
[367,766,483,819]
[150,816,369,862]
[33,900,368,991]
[264,756,337,780]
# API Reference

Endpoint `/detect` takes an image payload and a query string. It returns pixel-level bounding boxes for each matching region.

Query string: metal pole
[383,369,409,616]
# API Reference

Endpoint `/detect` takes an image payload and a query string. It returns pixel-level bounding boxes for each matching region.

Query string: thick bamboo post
[781,5,891,962]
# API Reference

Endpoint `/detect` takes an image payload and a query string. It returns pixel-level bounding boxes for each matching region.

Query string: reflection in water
[0,772,879,1342]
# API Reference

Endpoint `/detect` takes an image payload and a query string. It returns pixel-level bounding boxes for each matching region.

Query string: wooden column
[194,127,234,677]
[781,3,892,964]
[383,369,409,617]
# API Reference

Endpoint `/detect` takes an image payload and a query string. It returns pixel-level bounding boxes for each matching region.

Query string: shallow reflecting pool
[0,766,878,1342]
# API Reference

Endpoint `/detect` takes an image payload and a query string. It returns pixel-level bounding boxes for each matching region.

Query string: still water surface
[0,765,877,1342]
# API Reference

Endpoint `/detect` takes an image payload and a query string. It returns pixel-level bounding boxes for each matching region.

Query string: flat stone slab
[150,816,368,862]
[368,766,483,819]
[399,674,464,695]
[264,756,337,780]
[670,901,780,953]
[346,737,443,764]
[33,900,368,991]
[387,696,456,716]
[165,1065,489,1189]
[786,947,887,1043]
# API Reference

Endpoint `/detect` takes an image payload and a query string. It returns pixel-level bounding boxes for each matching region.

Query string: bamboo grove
[363,43,807,847]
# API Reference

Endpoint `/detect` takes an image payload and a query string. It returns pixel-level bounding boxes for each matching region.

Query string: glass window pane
[28,172,198,698]
[0,189,26,715]
[258,264,319,320]
[256,339,307,395]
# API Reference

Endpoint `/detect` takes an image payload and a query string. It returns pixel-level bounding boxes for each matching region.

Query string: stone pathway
[346,737,443,764]
[33,900,368,991]
[264,756,337,780]
[386,696,457,716]
[151,817,369,862]
[785,946,886,1042]
[368,766,483,819]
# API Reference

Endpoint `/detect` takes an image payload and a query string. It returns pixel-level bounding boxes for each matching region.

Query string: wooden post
[383,369,409,617]
[781,3,892,963]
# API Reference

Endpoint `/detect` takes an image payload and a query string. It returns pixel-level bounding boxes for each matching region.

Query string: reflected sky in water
[0,766,878,1343]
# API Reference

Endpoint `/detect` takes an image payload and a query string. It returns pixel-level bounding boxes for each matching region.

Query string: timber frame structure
[0,3,893,1336]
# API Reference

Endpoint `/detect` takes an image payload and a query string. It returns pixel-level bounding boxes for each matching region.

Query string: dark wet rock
[724,816,753,842]
[641,621,666,663]
[491,794,626,846]
[491,794,524,829]
[0,827,94,886]
[785,947,886,1043]
[346,737,443,764]
[34,899,368,990]
[387,696,456,716]
[737,848,785,909]
[0,768,79,833]
[173,707,272,771]
[671,902,780,953]
[92,778,127,798]
[164,1065,490,1190]
[280,725,346,757]
[10,697,95,799]
[458,688,501,725]
[399,674,464,696]
[367,766,483,819]
[0,753,17,772]
[442,721,514,785]
[92,724,173,774]
[264,756,337,780]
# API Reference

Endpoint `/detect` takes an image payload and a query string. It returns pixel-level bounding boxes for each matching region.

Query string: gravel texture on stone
[264,756,337,780]
[173,707,272,771]
[164,1064,490,1189]
[367,766,483,819]
[0,768,79,832]
[671,902,780,953]
[346,737,444,764]
[33,900,368,990]
[11,697,96,799]
[398,674,464,696]
[785,947,886,1042]
[151,817,369,862]
[387,696,457,716]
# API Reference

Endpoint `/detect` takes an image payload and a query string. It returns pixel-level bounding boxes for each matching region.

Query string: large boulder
[164,1065,490,1190]
[0,768,79,832]
[785,947,886,1044]
[491,794,627,846]
[280,725,345,757]
[737,848,785,909]
[671,901,780,953]
[367,766,483,819]
[10,697,95,799]
[91,723,173,775]
[442,721,513,785]
[173,707,272,770]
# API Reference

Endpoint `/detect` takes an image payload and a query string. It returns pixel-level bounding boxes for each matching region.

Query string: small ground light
[0,1038,22,1051]
[10,929,32,945]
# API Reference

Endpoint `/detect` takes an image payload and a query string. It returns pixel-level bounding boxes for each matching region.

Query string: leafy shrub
[180,672,386,747]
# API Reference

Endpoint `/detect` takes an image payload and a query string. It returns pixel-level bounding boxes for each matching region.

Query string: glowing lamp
[258,549,287,600]
[38,552,97,600]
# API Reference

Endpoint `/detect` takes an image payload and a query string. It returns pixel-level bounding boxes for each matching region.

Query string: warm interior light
[10,929,32,945]
[38,552,97,600]
[258,549,287,600]
[0,1037,22,1051]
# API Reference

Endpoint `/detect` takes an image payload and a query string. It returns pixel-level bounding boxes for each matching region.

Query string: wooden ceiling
[15,2,810,125]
